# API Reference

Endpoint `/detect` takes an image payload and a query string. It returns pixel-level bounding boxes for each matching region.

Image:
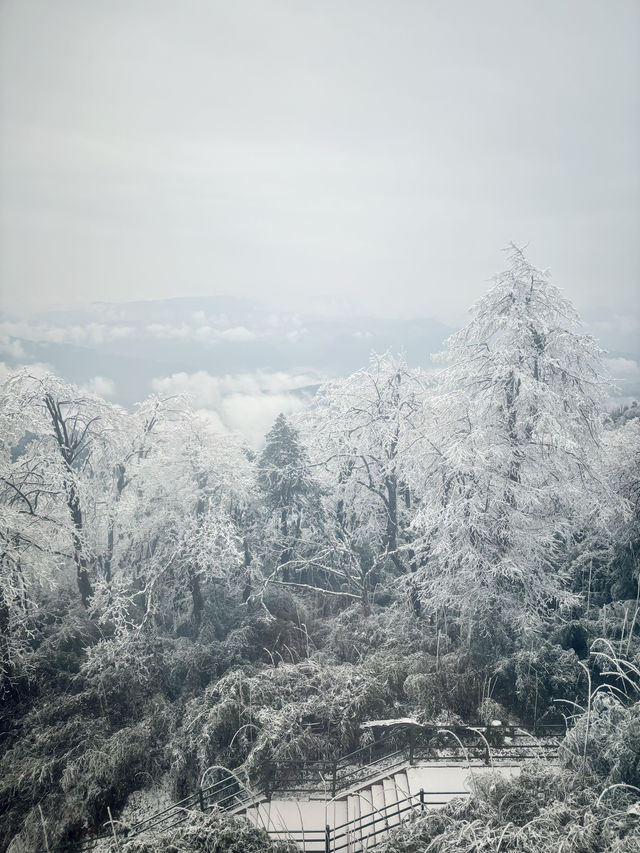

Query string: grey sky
[0,0,638,328]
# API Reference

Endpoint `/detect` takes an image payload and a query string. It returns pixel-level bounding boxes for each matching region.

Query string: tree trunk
[189,567,204,631]
[45,393,94,606]
[103,463,126,584]
[0,573,11,686]
[67,480,93,606]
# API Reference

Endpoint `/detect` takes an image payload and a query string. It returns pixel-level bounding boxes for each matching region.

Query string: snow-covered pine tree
[257,413,323,583]
[412,245,607,648]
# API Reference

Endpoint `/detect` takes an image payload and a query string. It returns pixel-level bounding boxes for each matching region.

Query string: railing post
[198,788,206,812]
[420,788,425,814]
[325,823,331,853]
[331,760,337,798]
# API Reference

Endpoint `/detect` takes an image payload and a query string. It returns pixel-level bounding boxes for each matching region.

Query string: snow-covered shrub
[561,694,640,788]
[108,810,296,852]
[378,764,639,853]
[175,658,393,795]
[477,697,509,725]
[402,673,441,718]
[498,642,583,723]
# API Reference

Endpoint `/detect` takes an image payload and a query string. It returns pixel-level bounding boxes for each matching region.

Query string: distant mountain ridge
[1,297,637,441]
[0,296,453,409]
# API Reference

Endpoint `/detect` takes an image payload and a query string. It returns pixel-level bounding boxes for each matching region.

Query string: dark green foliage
[562,695,640,788]
[496,643,584,725]
[0,639,175,851]
[378,661,640,853]
[0,595,272,852]
[173,657,395,796]
[108,810,295,853]
[378,765,640,853]
[256,413,325,590]
[324,607,400,662]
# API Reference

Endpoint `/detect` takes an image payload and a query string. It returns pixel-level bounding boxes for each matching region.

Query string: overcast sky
[1,0,638,329]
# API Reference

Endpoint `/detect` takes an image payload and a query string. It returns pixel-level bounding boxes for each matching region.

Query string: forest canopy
[1,248,639,852]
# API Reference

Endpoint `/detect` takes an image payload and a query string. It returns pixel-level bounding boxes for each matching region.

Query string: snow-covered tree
[302,353,432,609]
[1,370,125,606]
[0,372,251,662]
[0,370,129,687]
[585,417,640,603]
[95,404,248,635]
[256,413,324,589]
[412,245,608,645]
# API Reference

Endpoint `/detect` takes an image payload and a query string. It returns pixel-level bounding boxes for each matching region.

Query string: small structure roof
[361,718,421,729]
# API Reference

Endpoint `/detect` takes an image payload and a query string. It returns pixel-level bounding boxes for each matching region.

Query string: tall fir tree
[257,414,322,582]
[412,245,607,648]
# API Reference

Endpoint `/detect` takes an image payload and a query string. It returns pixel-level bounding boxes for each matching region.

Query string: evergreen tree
[257,414,322,583]
[412,245,607,647]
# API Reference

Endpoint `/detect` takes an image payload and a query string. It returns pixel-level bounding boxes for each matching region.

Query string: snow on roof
[361,718,420,728]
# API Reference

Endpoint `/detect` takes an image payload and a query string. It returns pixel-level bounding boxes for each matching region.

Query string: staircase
[121,724,561,852]
[236,759,522,852]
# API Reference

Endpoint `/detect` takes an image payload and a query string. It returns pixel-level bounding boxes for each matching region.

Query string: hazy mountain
[1,296,637,445]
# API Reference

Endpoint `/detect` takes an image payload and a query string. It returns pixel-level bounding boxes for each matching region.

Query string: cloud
[604,357,640,404]
[110,325,136,339]
[215,326,256,343]
[221,393,306,444]
[145,323,193,340]
[593,316,640,339]
[151,369,321,446]
[191,407,227,434]
[605,357,640,381]
[143,323,256,343]
[83,375,116,398]
[1,362,117,399]
[286,328,308,343]
[152,369,319,404]
[0,336,26,359]
[152,370,222,408]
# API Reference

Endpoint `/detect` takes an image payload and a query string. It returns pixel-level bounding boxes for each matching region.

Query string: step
[349,788,373,853]
[328,798,348,830]
[358,786,373,808]
[243,802,268,830]
[241,763,526,851]
[357,786,373,834]
[247,800,329,852]
[393,771,411,800]
[336,759,412,799]
[370,784,388,844]
[247,799,325,829]
[383,777,401,828]
[404,762,523,809]
[347,793,361,827]
[342,794,363,851]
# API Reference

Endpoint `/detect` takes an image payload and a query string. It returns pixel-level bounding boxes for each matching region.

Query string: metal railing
[264,788,468,852]
[54,722,563,850]
[264,722,561,800]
